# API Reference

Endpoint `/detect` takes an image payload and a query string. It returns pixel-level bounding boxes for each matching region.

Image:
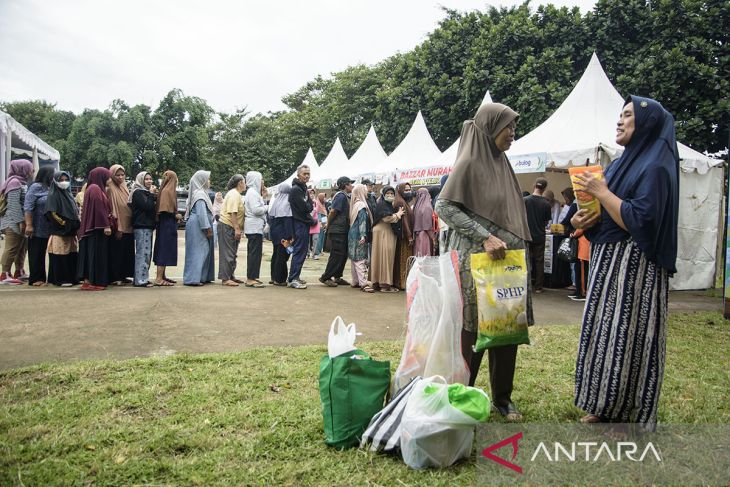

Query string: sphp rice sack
[470,250,530,351]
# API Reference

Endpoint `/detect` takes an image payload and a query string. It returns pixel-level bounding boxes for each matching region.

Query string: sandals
[222,280,239,287]
[233,278,245,284]
[163,277,177,284]
[379,287,399,293]
[361,285,375,293]
[495,403,523,423]
[245,281,266,288]
[155,280,175,287]
[134,282,155,288]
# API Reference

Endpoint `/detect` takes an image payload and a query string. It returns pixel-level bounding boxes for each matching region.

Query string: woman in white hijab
[183,170,215,286]
[243,171,269,287]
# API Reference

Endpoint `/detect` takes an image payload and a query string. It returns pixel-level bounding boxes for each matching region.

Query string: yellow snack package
[470,250,530,352]
[568,165,603,215]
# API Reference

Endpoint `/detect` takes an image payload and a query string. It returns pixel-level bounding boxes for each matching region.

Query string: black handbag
[557,237,578,263]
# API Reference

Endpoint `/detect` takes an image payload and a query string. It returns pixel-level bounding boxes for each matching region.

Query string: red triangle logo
[481,432,523,474]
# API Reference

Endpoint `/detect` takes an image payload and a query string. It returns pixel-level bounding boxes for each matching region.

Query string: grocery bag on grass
[327,316,357,358]
[360,376,422,453]
[319,348,390,449]
[470,250,530,352]
[393,251,469,393]
[400,376,490,469]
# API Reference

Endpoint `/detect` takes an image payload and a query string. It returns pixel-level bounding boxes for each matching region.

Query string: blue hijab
[587,95,679,274]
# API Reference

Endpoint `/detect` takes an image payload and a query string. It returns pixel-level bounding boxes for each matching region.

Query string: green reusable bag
[423,382,491,422]
[319,349,391,449]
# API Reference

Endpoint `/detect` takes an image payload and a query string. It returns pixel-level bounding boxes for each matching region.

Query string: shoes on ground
[319,277,337,287]
[288,279,307,289]
[335,278,350,286]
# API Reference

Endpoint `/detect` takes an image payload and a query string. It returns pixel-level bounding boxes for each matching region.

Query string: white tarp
[345,125,387,181]
[0,110,60,183]
[370,111,442,183]
[315,137,349,189]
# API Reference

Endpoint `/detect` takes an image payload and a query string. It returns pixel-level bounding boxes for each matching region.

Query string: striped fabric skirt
[574,240,668,429]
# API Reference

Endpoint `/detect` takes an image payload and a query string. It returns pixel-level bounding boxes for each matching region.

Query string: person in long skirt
[77,167,113,291]
[217,174,246,286]
[571,96,679,431]
[107,164,135,284]
[45,171,80,286]
[23,166,55,285]
[129,171,158,287]
[183,170,215,286]
[370,186,404,292]
[392,182,414,289]
[347,184,374,292]
[268,182,293,286]
[412,187,436,257]
[153,170,180,286]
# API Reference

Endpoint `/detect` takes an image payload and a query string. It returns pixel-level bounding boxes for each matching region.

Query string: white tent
[345,125,388,181]
[438,90,494,167]
[503,53,722,290]
[0,109,60,183]
[315,137,350,189]
[272,147,320,189]
[371,111,443,186]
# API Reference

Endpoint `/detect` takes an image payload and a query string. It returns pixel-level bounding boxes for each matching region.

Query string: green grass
[1,312,728,486]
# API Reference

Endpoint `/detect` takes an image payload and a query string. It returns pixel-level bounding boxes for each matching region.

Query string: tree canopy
[2,0,727,188]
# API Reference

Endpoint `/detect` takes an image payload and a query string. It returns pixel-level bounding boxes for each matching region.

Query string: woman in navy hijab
[570,95,679,431]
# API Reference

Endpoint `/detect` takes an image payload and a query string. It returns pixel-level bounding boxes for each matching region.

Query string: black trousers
[321,233,348,281]
[528,240,546,290]
[246,233,263,280]
[28,236,49,285]
[270,243,290,284]
[461,329,518,409]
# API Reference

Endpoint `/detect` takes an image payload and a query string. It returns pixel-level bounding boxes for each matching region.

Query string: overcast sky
[0,0,595,116]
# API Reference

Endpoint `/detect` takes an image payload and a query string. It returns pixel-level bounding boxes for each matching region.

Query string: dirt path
[0,236,721,370]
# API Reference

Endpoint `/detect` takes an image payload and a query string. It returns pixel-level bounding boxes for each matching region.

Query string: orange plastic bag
[569,165,604,215]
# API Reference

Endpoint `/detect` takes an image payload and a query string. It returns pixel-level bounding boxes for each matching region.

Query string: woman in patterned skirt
[571,96,679,430]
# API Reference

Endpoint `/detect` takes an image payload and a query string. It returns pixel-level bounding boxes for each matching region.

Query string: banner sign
[508,153,547,174]
[395,165,453,186]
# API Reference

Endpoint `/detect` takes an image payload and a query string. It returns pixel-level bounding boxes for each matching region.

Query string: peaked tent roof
[315,137,350,183]
[272,147,319,188]
[347,125,388,178]
[506,53,720,173]
[372,111,442,173]
[438,90,494,166]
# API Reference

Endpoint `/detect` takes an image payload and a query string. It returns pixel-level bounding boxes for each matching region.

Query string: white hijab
[185,170,214,219]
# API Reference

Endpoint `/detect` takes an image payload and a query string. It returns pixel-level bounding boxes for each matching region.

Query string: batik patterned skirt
[574,239,668,430]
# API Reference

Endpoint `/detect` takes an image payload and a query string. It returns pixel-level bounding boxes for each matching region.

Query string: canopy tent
[437,90,494,168]
[271,147,320,190]
[369,111,442,186]
[343,125,388,181]
[501,52,722,291]
[314,137,349,189]
[0,110,60,184]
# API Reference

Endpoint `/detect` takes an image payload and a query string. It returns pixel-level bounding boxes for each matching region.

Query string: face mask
[58,181,71,190]
[384,195,395,203]
[403,191,414,201]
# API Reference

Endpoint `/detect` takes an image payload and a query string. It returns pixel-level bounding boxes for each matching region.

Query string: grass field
[1,312,728,486]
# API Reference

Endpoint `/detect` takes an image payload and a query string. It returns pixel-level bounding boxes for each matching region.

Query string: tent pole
[32,147,39,173]
[5,128,11,181]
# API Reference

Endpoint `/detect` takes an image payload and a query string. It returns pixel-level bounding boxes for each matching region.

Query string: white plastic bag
[328,316,357,358]
[393,252,469,393]
[400,376,485,469]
